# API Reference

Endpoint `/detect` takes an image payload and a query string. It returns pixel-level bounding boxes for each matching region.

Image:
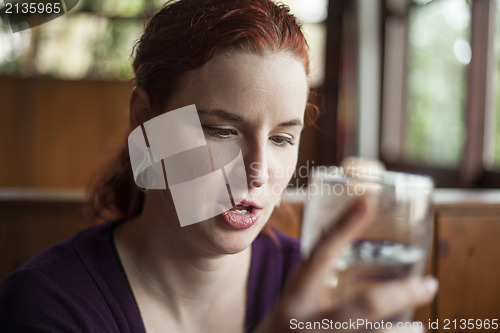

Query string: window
[406,0,469,167]
[276,0,328,88]
[381,0,500,187]
[0,0,328,84]
[0,0,163,80]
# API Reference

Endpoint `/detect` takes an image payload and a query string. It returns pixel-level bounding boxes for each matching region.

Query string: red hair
[86,0,316,222]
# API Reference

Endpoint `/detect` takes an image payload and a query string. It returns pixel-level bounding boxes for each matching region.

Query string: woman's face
[163,51,308,254]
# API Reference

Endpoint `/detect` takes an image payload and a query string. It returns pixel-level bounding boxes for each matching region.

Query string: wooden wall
[430,193,500,333]
[0,76,132,188]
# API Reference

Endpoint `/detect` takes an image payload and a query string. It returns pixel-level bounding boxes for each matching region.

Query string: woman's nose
[245,142,269,189]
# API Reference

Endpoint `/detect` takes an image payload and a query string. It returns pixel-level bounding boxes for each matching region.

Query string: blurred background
[1,1,499,328]
[1,0,500,189]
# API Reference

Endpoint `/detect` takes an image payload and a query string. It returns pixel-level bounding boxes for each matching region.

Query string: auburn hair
[86,0,316,222]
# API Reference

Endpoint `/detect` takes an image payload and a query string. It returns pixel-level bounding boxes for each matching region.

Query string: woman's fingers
[299,275,437,333]
[295,276,437,333]
[284,196,378,315]
[258,194,438,333]
[307,196,378,270]
[331,275,438,324]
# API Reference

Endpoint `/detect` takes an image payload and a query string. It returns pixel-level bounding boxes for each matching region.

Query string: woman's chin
[187,214,263,255]
[181,205,273,255]
[213,217,264,253]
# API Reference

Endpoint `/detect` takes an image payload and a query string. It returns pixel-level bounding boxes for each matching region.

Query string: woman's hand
[257,197,438,333]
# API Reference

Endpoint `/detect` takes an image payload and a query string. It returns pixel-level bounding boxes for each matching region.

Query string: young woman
[0,0,438,332]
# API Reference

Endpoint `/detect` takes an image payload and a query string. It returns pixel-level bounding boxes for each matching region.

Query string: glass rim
[309,165,434,190]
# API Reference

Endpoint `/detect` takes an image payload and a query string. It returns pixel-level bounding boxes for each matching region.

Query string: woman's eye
[202,126,237,139]
[270,135,295,147]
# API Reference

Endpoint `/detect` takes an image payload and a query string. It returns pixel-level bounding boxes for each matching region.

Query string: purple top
[0,221,300,332]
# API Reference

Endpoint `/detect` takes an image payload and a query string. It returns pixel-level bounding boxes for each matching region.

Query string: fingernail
[354,196,376,219]
[353,199,368,218]
[421,276,439,297]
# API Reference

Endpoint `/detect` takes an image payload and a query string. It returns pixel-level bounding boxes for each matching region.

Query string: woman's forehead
[172,52,308,119]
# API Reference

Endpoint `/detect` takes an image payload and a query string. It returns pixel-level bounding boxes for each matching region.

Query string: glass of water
[301,164,434,316]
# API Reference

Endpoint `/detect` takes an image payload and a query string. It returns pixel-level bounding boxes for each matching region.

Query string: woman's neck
[113,191,252,317]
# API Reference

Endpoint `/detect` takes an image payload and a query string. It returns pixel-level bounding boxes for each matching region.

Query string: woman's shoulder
[2,220,117,284]
[0,221,144,332]
[273,228,301,257]
[14,221,115,270]
[246,229,301,332]
[252,228,301,271]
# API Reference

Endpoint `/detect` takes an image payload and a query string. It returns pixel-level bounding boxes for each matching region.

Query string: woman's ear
[130,86,152,130]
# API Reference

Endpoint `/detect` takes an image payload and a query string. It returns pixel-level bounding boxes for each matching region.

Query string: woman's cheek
[270,166,295,196]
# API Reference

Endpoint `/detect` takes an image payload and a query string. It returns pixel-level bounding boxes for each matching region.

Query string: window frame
[379,0,500,188]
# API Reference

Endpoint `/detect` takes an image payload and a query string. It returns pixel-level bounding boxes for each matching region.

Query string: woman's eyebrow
[198,109,303,128]
[277,119,303,128]
[198,109,244,122]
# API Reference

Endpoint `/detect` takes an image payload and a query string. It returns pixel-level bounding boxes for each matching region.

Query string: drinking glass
[301,165,434,316]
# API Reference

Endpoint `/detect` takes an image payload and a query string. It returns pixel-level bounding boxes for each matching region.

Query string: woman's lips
[220,204,261,229]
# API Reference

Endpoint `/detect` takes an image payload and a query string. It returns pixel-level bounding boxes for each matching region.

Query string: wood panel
[0,76,132,188]
[0,190,91,283]
[434,209,500,333]
[0,77,36,187]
